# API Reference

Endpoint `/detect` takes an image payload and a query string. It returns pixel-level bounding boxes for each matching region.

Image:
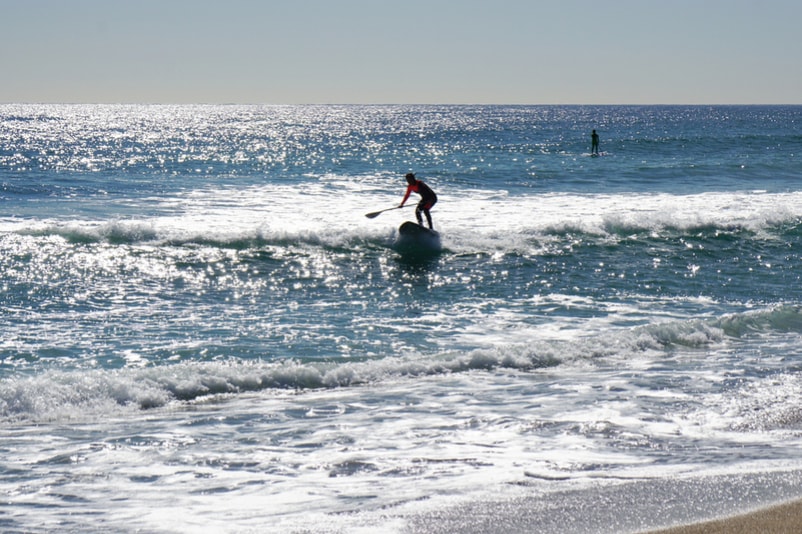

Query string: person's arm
[400,185,413,207]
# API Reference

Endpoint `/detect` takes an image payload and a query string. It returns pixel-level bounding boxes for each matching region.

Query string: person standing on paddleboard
[399,173,437,229]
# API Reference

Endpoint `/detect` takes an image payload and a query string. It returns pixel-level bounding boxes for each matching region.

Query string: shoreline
[644,497,802,533]
[401,469,802,534]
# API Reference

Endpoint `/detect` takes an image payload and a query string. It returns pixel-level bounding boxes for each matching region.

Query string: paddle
[365,205,413,219]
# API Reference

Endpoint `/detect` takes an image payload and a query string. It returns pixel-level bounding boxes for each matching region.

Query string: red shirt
[401,180,437,206]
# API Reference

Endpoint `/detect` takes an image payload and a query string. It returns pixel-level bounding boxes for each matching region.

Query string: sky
[1,0,801,104]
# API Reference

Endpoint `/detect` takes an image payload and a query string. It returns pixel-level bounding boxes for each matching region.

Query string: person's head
[592,130,596,134]
[405,173,416,185]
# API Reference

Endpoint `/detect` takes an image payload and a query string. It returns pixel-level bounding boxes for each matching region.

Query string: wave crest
[6,306,802,423]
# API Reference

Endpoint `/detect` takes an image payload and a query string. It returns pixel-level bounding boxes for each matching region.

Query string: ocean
[2,104,802,533]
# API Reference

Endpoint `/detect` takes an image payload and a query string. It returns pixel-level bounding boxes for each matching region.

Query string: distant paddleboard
[395,221,442,256]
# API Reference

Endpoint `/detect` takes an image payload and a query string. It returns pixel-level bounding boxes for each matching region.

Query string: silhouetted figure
[591,129,600,155]
[399,173,437,229]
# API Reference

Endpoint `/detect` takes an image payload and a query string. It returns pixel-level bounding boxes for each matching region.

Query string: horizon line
[2,101,801,107]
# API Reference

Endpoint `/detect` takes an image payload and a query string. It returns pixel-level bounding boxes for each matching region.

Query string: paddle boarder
[591,129,600,155]
[399,173,437,229]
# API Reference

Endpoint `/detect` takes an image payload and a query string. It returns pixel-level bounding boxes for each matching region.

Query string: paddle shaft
[365,204,414,219]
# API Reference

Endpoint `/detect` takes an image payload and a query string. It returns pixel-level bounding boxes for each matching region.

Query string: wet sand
[403,470,802,534]
[644,497,802,534]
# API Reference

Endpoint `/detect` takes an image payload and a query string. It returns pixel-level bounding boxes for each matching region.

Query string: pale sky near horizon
[1,0,800,105]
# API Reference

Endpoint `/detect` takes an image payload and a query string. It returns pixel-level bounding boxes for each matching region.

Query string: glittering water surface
[2,104,802,532]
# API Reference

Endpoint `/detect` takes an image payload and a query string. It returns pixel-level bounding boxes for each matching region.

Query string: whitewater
[2,104,802,533]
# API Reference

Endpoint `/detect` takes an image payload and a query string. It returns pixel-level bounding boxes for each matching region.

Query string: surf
[6,304,801,424]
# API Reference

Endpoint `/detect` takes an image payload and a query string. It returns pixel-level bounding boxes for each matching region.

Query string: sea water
[2,104,802,533]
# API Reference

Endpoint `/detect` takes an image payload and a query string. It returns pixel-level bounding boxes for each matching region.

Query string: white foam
[5,184,802,256]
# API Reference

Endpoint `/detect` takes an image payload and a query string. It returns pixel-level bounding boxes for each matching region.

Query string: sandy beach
[645,498,802,534]
[403,470,802,534]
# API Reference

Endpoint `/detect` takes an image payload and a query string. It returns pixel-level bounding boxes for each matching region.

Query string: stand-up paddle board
[399,221,439,238]
[395,221,442,256]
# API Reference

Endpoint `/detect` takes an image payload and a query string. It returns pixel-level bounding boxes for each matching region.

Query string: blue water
[2,104,802,533]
